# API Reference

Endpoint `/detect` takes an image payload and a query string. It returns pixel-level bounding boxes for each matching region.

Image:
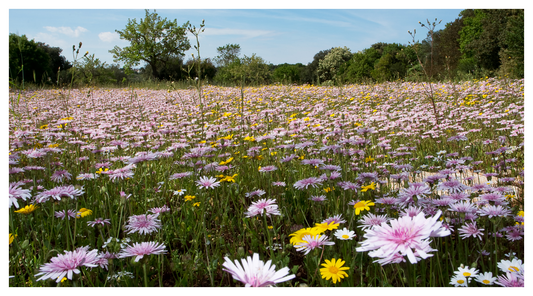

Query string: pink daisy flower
[9,182,31,209]
[55,210,77,220]
[118,241,167,262]
[321,214,346,225]
[125,213,162,235]
[259,165,278,172]
[148,205,170,214]
[35,246,100,283]
[294,234,335,255]
[195,176,221,189]
[293,177,323,190]
[35,185,85,203]
[222,253,295,287]
[495,272,524,287]
[87,218,111,227]
[458,221,484,240]
[356,210,450,265]
[245,199,281,217]
[50,170,72,183]
[358,213,389,230]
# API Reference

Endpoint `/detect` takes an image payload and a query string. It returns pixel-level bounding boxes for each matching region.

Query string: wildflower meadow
[8,78,524,287]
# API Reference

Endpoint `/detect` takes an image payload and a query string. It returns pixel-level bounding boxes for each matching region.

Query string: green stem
[143,263,148,287]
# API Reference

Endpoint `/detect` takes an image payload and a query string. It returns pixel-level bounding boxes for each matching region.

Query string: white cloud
[98,31,120,43]
[202,27,275,38]
[44,26,88,37]
[31,32,68,49]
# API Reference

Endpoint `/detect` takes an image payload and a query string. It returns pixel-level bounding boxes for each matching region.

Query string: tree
[214,53,270,85]
[214,44,241,68]
[109,9,191,80]
[36,42,71,84]
[272,63,301,84]
[9,33,52,85]
[76,54,117,85]
[301,48,332,84]
[184,58,217,81]
[499,9,524,78]
[317,46,352,83]
[432,16,465,79]
[369,43,414,82]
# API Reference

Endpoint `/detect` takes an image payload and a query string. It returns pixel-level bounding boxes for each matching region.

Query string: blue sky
[6,1,528,68]
[6,6,471,67]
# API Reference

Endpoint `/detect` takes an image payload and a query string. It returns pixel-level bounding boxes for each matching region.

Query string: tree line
[9,9,523,88]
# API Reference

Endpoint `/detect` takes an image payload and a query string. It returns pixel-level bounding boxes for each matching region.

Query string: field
[8,78,524,287]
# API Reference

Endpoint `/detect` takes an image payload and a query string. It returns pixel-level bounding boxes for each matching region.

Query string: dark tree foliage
[184,58,217,81]
[9,33,52,85]
[457,9,524,77]
[301,48,332,84]
[371,43,413,82]
[144,56,186,81]
[272,63,302,84]
[35,42,72,83]
[499,9,524,78]
[432,16,464,79]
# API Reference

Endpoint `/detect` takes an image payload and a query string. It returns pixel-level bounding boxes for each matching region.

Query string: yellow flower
[76,208,93,218]
[289,227,323,245]
[184,195,196,202]
[354,200,375,215]
[365,156,374,163]
[95,168,109,174]
[221,174,238,183]
[14,204,38,214]
[9,233,17,245]
[219,157,234,165]
[315,221,340,232]
[323,187,334,193]
[320,258,349,284]
[192,202,200,207]
[360,182,376,192]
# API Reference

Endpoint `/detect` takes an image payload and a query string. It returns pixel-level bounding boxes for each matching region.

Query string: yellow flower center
[482,279,490,284]
[463,272,471,277]
[457,279,465,284]
[508,266,519,272]
[342,234,350,239]
[329,266,339,274]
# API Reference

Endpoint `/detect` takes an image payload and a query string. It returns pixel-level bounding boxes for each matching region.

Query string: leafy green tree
[76,54,116,85]
[214,53,270,85]
[213,44,241,68]
[9,33,52,85]
[371,43,413,82]
[184,58,217,81]
[272,63,301,84]
[317,46,352,83]
[432,16,465,79]
[498,9,524,78]
[458,9,522,76]
[153,55,185,81]
[337,47,381,83]
[109,9,191,80]
[35,42,71,84]
[301,48,332,84]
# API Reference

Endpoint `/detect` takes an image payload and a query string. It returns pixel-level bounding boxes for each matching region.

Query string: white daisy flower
[334,227,356,240]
